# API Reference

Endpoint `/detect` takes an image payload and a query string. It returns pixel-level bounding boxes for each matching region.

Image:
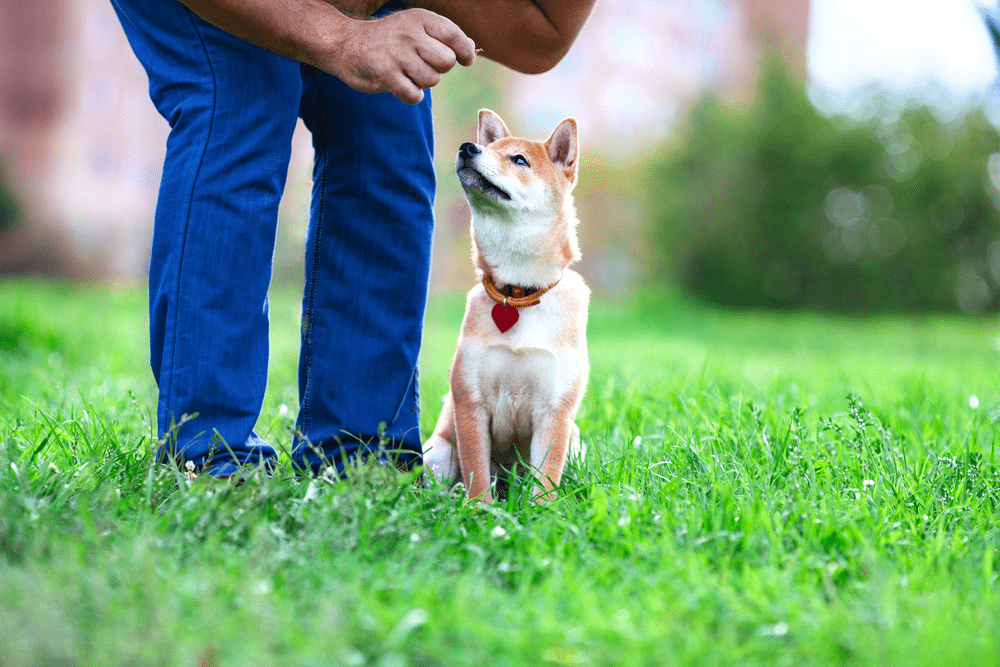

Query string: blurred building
[508,0,810,153]
[0,0,167,279]
[0,0,810,283]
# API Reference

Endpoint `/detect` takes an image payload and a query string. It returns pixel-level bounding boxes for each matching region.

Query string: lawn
[1,278,999,666]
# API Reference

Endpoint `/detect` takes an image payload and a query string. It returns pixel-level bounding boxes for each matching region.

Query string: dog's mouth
[457,167,511,201]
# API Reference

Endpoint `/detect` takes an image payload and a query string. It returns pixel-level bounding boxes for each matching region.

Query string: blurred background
[2,0,1000,312]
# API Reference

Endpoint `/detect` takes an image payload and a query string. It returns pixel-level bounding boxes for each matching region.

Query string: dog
[422,109,590,503]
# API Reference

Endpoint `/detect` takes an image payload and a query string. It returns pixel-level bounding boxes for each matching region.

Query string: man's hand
[320,9,476,104]
[178,0,476,105]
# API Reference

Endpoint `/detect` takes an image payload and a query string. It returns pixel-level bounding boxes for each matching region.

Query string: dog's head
[457,110,582,283]
[455,109,578,220]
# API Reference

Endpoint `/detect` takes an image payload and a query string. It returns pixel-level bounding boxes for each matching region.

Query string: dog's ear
[478,109,510,146]
[545,118,579,184]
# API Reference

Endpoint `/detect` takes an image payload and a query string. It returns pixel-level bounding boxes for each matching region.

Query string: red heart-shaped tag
[491,302,519,333]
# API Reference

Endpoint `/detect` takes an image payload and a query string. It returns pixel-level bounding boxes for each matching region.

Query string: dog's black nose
[458,142,481,159]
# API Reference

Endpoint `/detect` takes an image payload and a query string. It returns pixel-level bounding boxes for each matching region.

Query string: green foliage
[0,157,20,231]
[3,280,1000,665]
[648,53,1000,313]
[432,57,506,134]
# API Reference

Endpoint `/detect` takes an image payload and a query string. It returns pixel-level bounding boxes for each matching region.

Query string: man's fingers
[416,38,457,74]
[403,59,442,90]
[390,73,424,105]
[421,13,476,67]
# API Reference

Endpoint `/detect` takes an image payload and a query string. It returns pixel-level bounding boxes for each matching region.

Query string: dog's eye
[510,154,530,167]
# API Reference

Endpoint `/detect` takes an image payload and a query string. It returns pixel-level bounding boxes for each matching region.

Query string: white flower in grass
[184,460,197,484]
[491,525,507,539]
[863,479,875,488]
[759,621,789,637]
[969,395,980,409]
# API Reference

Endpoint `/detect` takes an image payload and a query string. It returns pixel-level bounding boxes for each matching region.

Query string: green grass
[2,277,1000,666]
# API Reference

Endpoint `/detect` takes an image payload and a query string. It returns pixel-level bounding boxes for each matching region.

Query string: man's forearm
[178,0,352,69]
[408,0,596,74]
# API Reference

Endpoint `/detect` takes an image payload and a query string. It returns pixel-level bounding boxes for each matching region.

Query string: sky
[807,0,999,112]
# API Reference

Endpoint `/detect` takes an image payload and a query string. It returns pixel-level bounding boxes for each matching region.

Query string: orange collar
[482,275,559,308]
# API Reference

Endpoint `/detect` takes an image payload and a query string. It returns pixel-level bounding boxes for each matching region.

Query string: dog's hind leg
[422,392,460,484]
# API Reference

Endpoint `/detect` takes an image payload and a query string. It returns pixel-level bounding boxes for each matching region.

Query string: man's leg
[111,0,301,473]
[294,45,435,473]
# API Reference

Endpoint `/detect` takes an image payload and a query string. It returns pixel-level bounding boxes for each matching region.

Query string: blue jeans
[111,0,433,474]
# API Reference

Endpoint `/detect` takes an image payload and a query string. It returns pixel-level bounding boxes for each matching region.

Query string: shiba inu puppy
[423,109,590,503]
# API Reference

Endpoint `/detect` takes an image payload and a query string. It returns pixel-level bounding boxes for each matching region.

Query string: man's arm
[406,0,597,74]
[177,0,477,104]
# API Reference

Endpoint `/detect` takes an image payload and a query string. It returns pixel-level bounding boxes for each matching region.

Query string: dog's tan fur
[423,109,590,503]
